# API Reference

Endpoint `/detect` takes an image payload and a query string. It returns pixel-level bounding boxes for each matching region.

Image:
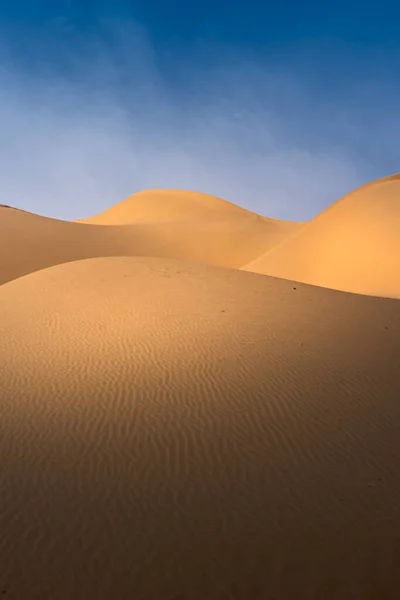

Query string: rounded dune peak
[0,194,300,286]
[77,188,258,225]
[243,173,400,299]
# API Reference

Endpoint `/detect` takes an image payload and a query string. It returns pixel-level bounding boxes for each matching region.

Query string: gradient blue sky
[0,0,399,220]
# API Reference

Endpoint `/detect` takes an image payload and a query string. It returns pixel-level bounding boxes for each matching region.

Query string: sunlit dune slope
[1,255,400,599]
[0,193,300,285]
[76,188,264,224]
[243,174,400,298]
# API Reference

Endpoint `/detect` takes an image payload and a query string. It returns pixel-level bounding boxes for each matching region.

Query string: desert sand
[1,175,400,599]
[243,173,400,298]
[0,190,301,286]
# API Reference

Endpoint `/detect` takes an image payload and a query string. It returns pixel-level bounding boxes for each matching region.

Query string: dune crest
[4,176,399,298]
[0,190,300,286]
[75,188,259,224]
[243,174,400,298]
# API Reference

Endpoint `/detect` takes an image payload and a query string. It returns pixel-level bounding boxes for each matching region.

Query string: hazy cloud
[0,19,398,221]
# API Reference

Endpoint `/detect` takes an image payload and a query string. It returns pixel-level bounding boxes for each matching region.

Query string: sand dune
[1,255,400,599]
[2,175,399,296]
[243,174,400,298]
[1,176,400,598]
[0,193,300,286]
[75,189,259,224]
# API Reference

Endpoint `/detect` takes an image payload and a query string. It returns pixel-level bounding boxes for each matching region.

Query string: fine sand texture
[243,174,400,298]
[1,255,400,599]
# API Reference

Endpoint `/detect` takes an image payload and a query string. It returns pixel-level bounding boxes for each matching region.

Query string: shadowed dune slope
[0,193,300,286]
[243,174,400,298]
[1,256,400,599]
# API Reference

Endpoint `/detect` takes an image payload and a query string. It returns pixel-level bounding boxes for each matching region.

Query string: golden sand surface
[1,176,399,598]
[243,174,400,298]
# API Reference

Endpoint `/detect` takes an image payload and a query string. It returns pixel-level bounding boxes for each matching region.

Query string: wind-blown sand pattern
[1,176,400,599]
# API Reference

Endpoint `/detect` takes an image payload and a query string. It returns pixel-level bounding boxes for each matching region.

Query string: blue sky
[0,0,399,220]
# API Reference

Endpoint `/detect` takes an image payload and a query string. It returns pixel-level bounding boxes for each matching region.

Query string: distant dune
[75,189,259,224]
[3,176,399,297]
[1,177,400,599]
[0,190,300,286]
[243,174,400,298]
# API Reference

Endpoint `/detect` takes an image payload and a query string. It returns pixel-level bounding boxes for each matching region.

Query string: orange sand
[243,174,400,298]
[1,176,400,599]
[0,189,300,286]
